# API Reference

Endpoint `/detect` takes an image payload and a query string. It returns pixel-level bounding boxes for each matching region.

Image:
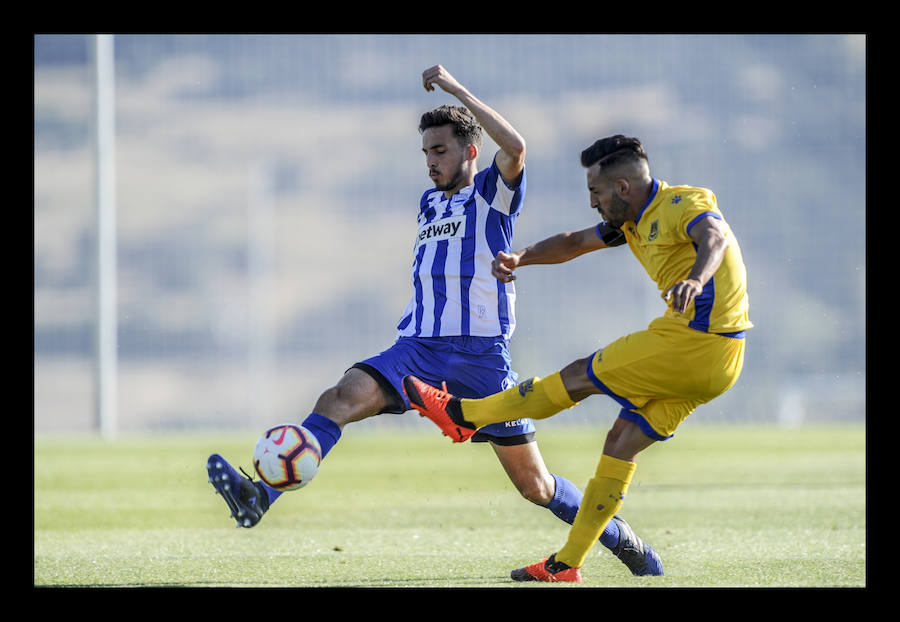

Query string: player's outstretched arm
[492,226,610,282]
[422,64,526,184]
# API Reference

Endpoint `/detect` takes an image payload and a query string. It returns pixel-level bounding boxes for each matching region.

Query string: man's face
[586,164,631,229]
[422,125,468,192]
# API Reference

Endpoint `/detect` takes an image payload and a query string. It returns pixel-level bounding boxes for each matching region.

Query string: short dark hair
[419,105,483,148]
[580,135,648,170]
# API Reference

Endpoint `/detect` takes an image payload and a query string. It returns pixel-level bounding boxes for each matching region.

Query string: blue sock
[547,473,582,524]
[599,514,620,550]
[257,414,342,508]
[301,412,342,458]
[260,481,283,506]
[547,474,620,550]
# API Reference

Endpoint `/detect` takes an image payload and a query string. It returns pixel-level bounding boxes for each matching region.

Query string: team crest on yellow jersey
[648,220,659,241]
[518,378,535,397]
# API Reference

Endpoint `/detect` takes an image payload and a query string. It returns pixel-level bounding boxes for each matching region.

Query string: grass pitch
[33,423,865,588]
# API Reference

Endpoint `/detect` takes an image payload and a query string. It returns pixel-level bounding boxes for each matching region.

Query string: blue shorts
[352,336,536,444]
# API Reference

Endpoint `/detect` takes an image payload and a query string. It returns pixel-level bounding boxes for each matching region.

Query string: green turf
[33,423,865,588]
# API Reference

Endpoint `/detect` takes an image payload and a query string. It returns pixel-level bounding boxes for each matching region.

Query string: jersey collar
[633,178,660,226]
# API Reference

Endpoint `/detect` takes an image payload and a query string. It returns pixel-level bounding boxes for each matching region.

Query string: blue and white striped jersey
[396,159,525,340]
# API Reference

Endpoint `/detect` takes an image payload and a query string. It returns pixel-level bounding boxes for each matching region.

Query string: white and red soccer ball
[252,424,322,491]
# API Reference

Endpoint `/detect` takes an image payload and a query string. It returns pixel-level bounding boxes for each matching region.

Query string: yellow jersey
[622,179,753,335]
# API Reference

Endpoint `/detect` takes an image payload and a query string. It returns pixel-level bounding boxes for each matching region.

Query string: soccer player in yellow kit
[403,135,752,582]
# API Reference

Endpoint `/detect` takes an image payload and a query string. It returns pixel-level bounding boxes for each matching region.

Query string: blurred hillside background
[33,34,866,436]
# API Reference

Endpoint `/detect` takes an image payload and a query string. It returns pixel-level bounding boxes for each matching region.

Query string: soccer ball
[252,424,322,491]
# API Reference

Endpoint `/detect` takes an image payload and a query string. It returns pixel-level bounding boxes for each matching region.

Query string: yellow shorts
[587,316,746,440]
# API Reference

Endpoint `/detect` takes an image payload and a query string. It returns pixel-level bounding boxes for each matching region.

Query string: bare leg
[603,417,657,462]
[313,367,391,429]
[557,354,657,460]
[491,441,556,506]
[558,355,604,402]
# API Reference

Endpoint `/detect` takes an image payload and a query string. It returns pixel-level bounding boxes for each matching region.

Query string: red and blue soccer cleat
[510,554,583,583]
[402,375,478,443]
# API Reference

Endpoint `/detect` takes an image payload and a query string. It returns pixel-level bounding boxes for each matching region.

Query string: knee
[315,384,340,410]
[602,417,655,462]
[318,382,354,407]
[515,472,556,506]
[603,425,620,451]
[603,425,630,459]
[313,373,381,425]
[560,356,600,402]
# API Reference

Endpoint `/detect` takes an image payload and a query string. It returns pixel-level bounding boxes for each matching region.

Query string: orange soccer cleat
[402,375,477,443]
[510,554,583,583]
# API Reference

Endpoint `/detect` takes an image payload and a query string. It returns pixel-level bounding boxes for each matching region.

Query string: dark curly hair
[419,105,483,148]
[580,135,648,171]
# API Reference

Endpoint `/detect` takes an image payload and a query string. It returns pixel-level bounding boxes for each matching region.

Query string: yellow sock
[555,454,636,569]
[460,372,576,429]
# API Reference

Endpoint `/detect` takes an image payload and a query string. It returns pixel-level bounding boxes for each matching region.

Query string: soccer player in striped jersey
[207,68,660,577]
[404,134,751,582]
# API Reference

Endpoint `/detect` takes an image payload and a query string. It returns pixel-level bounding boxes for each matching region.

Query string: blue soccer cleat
[609,514,664,576]
[207,453,270,528]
